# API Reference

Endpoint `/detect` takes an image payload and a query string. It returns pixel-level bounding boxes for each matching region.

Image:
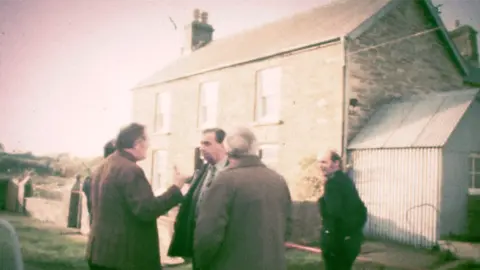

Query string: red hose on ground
[284,242,372,262]
[285,242,321,253]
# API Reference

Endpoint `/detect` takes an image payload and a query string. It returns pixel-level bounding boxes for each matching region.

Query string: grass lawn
[2,211,390,270]
[1,212,89,270]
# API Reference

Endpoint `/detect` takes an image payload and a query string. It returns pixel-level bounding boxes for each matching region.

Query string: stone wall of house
[346,0,467,142]
[133,43,345,197]
[133,42,345,243]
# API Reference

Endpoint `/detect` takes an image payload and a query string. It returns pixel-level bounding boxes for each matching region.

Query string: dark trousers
[322,235,362,270]
[88,262,117,270]
[191,256,201,270]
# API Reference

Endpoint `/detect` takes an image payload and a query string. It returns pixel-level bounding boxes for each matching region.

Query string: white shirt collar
[214,156,228,171]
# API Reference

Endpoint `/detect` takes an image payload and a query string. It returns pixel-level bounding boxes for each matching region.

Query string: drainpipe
[340,36,350,171]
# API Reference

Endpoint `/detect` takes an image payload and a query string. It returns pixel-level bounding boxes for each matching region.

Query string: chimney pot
[193,9,201,21]
[455,19,460,28]
[183,9,214,54]
[201,11,208,24]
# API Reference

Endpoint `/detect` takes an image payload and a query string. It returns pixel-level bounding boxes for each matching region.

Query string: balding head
[317,148,342,177]
[225,127,258,159]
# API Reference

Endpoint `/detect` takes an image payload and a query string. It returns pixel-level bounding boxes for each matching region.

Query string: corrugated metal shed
[348,89,480,150]
[350,148,442,247]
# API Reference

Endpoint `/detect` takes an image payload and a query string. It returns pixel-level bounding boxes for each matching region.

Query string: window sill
[251,119,284,127]
[197,122,217,131]
[468,188,480,195]
[152,130,171,136]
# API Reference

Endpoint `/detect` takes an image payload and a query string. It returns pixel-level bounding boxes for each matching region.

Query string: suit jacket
[194,155,293,270]
[168,164,209,258]
[86,150,183,270]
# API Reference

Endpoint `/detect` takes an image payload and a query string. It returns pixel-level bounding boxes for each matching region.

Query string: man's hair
[202,128,226,144]
[330,150,342,163]
[225,127,258,158]
[329,149,343,170]
[115,123,146,150]
[103,139,116,158]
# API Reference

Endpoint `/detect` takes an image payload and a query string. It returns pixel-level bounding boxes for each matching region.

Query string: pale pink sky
[0,0,478,157]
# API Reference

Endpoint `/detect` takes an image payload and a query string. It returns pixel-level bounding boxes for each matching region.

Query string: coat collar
[229,155,265,169]
[116,149,137,162]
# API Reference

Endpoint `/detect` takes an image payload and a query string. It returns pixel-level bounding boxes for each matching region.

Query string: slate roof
[348,89,480,149]
[136,0,391,87]
[136,0,477,88]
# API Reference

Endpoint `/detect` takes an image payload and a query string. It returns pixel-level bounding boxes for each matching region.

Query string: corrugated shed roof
[136,0,391,87]
[348,89,480,149]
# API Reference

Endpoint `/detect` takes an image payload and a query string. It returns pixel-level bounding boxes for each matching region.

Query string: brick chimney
[450,20,479,68]
[182,9,214,54]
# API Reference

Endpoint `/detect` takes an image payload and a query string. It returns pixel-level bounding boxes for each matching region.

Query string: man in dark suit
[168,128,228,269]
[193,127,292,270]
[82,139,116,226]
[317,149,367,270]
[86,123,187,270]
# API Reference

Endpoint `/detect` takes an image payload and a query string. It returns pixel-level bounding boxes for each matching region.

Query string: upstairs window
[255,67,281,122]
[198,82,219,128]
[154,92,172,133]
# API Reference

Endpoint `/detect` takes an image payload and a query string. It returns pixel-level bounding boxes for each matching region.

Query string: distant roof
[136,0,392,88]
[348,88,480,149]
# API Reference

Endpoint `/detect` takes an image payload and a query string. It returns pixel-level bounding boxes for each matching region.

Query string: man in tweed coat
[86,123,187,270]
[194,127,293,270]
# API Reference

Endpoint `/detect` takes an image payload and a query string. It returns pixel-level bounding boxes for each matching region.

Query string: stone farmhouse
[132,0,480,247]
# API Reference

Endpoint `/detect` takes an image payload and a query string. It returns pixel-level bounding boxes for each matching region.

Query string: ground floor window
[152,150,168,191]
[258,144,280,168]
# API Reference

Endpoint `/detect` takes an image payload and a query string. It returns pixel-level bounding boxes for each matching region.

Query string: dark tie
[205,166,217,188]
[196,165,217,216]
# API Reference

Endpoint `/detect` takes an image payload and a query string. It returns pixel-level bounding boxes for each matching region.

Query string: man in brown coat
[194,127,292,270]
[86,123,187,270]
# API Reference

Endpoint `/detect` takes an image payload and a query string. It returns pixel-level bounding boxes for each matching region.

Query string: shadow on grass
[1,212,394,270]
[453,260,480,270]
[0,212,89,270]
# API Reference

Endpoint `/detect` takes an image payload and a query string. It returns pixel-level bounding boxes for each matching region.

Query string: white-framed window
[154,91,172,133]
[255,67,281,122]
[152,150,168,191]
[198,82,219,128]
[258,144,280,167]
[470,153,480,190]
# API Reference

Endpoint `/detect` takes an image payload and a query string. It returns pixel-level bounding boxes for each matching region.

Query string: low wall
[290,201,321,244]
[25,178,75,227]
[24,197,69,226]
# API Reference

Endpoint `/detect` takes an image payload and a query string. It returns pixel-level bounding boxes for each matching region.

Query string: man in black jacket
[168,128,228,270]
[317,149,367,270]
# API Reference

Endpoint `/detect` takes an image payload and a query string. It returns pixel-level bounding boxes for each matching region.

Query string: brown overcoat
[86,150,183,270]
[194,155,292,270]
